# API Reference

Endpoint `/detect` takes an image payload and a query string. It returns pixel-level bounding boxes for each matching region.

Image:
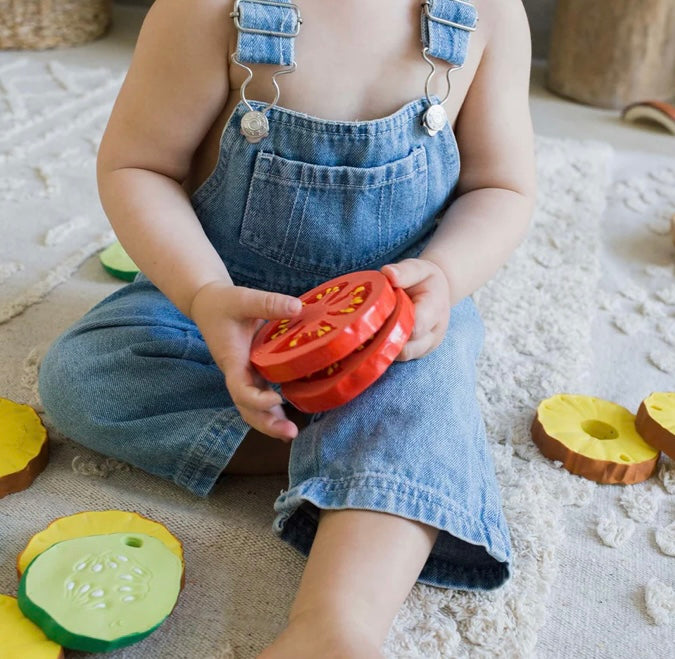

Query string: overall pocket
[239,146,429,277]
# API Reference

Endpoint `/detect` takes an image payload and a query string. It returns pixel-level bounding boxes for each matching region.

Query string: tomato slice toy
[282,287,415,412]
[250,271,396,382]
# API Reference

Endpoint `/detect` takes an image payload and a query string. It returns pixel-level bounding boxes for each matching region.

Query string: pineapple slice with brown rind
[531,394,660,484]
[17,510,184,587]
[636,392,675,460]
[0,398,49,498]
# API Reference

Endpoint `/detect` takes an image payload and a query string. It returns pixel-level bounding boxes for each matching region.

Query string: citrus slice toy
[17,533,183,653]
[250,271,397,383]
[0,398,49,498]
[282,288,415,412]
[531,394,660,484]
[635,392,675,459]
[17,510,185,583]
[100,241,140,282]
[0,594,63,659]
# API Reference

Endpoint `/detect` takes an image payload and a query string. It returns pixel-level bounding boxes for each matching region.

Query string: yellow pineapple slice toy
[636,392,675,460]
[16,510,185,583]
[0,398,49,498]
[531,394,660,484]
[0,594,63,659]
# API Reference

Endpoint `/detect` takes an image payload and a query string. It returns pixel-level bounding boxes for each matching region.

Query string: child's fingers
[407,292,438,339]
[396,323,443,361]
[227,374,297,440]
[233,287,302,321]
[381,259,433,289]
[239,405,298,442]
[225,362,283,411]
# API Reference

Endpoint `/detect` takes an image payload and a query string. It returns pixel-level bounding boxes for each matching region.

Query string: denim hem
[173,410,250,497]
[272,473,512,591]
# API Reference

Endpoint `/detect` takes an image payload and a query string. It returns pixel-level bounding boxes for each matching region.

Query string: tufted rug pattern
[4,57,669,658]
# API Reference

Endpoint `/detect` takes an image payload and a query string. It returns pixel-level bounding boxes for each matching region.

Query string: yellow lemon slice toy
[0,398,49,498]
[0,594,63,659]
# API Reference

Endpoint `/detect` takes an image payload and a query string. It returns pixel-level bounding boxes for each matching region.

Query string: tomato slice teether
[250,271,396,382]
[282,288,415,412]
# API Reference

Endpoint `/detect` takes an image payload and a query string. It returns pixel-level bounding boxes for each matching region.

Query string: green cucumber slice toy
[17,532,183,653]
[100,241,140,281]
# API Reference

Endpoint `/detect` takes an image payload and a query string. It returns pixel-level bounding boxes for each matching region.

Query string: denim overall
[39,0,512,590]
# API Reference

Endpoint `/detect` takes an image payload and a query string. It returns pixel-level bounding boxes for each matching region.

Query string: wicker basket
[0,0,112,50]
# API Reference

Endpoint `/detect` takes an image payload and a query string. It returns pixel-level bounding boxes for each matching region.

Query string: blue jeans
[39,94,512,591]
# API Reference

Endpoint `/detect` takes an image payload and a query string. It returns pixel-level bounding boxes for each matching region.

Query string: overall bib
[39,0,512,590]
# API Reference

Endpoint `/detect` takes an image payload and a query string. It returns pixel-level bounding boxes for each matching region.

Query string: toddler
[39,0,536,656]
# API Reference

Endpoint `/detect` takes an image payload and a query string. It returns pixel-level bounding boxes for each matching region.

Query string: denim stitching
[289,162,314,264]
[252,166,425,190]
[240,218,431,276]
[386,171,394,245]
[417,147,430,220]
[239,209,434,277]
[377,183,384,249]
[176,411,247,491]
[279,161,304,258]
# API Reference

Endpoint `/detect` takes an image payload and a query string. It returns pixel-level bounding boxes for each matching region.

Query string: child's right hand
[189,280,303,442]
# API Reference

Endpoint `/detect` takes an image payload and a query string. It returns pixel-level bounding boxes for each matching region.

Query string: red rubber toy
[250,271,397,383]
[282,287,415,412]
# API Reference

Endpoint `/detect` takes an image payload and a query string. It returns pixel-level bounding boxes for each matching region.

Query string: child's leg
[38,277,274,496]
[265,296,512,654]
[260,509,438,658]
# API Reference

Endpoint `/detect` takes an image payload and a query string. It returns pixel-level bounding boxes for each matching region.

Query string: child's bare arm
[383,0,536,360]
[97,0,235,317]
[97,0,302,440]
[419,0,536,304]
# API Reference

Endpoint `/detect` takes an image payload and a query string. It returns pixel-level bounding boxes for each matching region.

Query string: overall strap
[420,0,478,67]
[229,0,303,142]
[230,0,301,66]
[418,0,478,135]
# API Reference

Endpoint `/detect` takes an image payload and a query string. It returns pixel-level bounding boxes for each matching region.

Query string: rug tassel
[71,455,130,478]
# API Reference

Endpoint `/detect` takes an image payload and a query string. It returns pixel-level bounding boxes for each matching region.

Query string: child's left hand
[380,258,451,361]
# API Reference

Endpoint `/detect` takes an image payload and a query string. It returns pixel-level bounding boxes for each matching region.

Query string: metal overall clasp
[420,0,477,136]
[230,0,302,143]
[230,53,297,143]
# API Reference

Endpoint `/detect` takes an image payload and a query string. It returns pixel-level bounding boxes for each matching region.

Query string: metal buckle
[421,47,461,107]
[231,52,297,142]
[422,0,477,33]
[230,0,302,38]
[231,52,297,114]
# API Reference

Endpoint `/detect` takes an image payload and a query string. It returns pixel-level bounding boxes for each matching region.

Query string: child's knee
[38,330,99,438]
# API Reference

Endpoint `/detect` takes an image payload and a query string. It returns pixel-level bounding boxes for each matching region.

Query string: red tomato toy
[250,271,396,383]
[282,287,415,412]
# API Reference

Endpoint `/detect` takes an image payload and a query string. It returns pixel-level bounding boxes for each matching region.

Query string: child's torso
[186,0,487,196]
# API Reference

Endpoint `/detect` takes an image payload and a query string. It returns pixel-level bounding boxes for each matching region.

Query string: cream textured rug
[536,152,675,658]
[1,56,672,658]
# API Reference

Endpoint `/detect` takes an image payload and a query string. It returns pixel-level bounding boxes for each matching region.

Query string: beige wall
[523,0,556,59]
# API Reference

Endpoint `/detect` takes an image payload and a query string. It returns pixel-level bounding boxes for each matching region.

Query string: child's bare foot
[257,610,384,659]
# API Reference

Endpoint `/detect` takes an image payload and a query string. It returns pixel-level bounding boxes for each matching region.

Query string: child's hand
[189,281,303,442]
[380,259,451,361]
